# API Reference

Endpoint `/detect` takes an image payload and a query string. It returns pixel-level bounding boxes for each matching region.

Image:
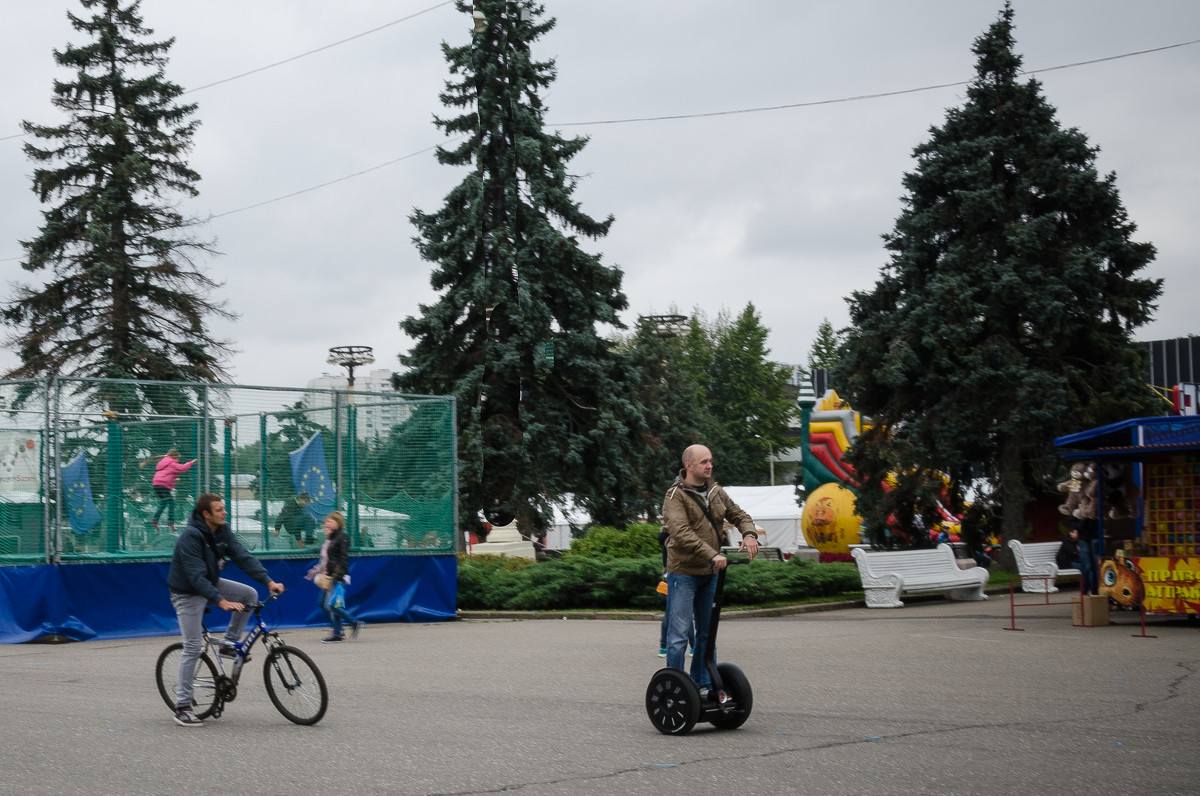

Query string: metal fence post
[451,396,461,553]
[223,417,233,510]
[106,421,123,553]
[347,403,359,545]
[334,392,344,514]
[201,384,210,492]
[259,412,269,543]
[42,377,54,563]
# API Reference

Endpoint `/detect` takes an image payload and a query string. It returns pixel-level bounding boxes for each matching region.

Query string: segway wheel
[646,668,701,735]
[710,662,753,730]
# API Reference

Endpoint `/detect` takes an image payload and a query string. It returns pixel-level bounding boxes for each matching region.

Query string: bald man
[660,444,759,693]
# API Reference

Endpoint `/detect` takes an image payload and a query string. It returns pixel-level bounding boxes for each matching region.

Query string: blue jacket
[167,509,271,604]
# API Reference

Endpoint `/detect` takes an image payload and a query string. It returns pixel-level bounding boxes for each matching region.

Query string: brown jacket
[661,473,757,576]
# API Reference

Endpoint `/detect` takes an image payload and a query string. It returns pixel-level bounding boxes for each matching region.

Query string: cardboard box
[1073,594,1110,627]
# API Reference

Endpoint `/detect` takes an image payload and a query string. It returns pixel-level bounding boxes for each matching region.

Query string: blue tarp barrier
[0,555,456,644]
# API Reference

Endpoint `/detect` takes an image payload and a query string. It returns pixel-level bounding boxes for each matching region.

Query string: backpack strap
[683,488,722,536]
[682,486,758,543]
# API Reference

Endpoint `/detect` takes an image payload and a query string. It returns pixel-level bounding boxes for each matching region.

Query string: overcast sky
[2,1,1198,390]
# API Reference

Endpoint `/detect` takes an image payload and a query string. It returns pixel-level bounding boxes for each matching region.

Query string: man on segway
[661,444,759,696]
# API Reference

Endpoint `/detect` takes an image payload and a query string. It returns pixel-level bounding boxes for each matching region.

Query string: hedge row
[456,553,862,611]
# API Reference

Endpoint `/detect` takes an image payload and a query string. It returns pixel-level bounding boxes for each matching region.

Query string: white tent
[722,485,808,552]
[546,499,588,550]
[543,486,809,553]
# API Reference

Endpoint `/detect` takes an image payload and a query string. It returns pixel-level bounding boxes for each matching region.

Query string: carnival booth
[1054,415,1200,616]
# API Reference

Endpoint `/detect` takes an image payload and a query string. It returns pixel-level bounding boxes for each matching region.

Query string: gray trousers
[170,579,258,709]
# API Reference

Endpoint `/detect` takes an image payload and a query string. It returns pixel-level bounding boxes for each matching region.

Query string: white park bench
[851,544,989,608]
[1007,540,1080,594]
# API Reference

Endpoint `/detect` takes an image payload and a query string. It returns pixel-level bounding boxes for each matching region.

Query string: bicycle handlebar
[247,592,283,612]
[231,591,282,614]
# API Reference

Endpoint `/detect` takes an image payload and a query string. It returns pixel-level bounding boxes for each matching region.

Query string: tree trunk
[998,435,1027,548]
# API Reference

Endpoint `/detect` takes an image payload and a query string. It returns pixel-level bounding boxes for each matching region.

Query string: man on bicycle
[167,493,284,726]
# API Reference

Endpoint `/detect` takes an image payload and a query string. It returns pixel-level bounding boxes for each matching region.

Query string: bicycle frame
[198,596,286,712]
[159,591,328,725]
[204,613,271,677]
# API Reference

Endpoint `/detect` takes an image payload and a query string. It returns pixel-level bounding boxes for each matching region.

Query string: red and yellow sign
[1124,556,1200,615]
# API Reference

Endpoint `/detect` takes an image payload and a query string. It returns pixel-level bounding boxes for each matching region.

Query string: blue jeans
[1074,539,1099,594]
[170,578,257,709]
[659,592,695,650]
[666,572,718,689]
[320,585,357,638]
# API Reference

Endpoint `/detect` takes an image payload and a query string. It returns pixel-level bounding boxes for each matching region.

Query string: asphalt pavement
[2,593,1197,795]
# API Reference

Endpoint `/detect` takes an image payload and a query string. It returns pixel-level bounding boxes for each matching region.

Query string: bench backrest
[853,545,959,577]
[1008,540,1061,566]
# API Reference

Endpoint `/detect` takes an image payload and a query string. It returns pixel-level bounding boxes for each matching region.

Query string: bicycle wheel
[263,645,328,725]
[155,642,221,719]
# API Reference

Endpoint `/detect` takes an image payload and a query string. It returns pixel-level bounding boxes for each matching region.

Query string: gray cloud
[2,0,1197,387]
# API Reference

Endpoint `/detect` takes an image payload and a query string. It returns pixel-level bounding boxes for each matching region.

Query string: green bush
[457,553,661,610]
[455,554,539,609]
[456,552,862,611]
[723,558,861,604]
[564,522,661,558]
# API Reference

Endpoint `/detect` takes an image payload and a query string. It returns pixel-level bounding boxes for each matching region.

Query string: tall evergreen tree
[833,3,1162,546]
[398,1,635,534]
[5,0,229,415]
[620,314,720,515]
[708,304,796,485]
[807,317,841,373]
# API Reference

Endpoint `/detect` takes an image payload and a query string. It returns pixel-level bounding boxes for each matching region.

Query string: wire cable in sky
[207,142,448,219]
[2,33,1198,239]
[0,142,450,261]
[553,37,1200,127]
[0,1,454,141]
[193,35,1200,222]
[183,1,454,94]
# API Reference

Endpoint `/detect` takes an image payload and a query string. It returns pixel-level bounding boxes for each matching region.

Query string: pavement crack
[1134,659,1198,712]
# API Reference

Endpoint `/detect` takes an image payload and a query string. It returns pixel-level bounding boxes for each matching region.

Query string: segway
[645,557,752,735]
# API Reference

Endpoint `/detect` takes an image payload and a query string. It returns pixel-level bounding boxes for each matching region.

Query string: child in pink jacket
[149,449,196,531]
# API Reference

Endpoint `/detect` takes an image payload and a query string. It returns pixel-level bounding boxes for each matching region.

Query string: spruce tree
[807,318,841,373]
[834,3,1161,546]
[620,314,720,514]
[708,304,796,485]
[629,307,794,488]
[398,1,634,534]
[5,0,230,414]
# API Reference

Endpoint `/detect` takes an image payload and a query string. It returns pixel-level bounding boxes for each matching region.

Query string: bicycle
[154,593,329,725]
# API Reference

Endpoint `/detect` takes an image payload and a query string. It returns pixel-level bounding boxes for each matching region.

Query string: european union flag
[61,452,102,534]
[289,432,336,520]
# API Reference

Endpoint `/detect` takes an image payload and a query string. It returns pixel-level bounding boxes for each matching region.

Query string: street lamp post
[326,345,374,547]
[327,345,375,391]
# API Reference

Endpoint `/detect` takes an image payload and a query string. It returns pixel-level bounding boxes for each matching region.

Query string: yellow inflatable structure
[800,482,862,554]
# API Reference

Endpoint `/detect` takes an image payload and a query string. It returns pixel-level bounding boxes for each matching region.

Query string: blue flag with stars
[61,452,102,534]
[289,432,335,520]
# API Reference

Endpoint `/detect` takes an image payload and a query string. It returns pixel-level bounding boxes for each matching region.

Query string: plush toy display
[1057,462,1087,518]
[1101,461,1141,520]
[1070,462,1099,521]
